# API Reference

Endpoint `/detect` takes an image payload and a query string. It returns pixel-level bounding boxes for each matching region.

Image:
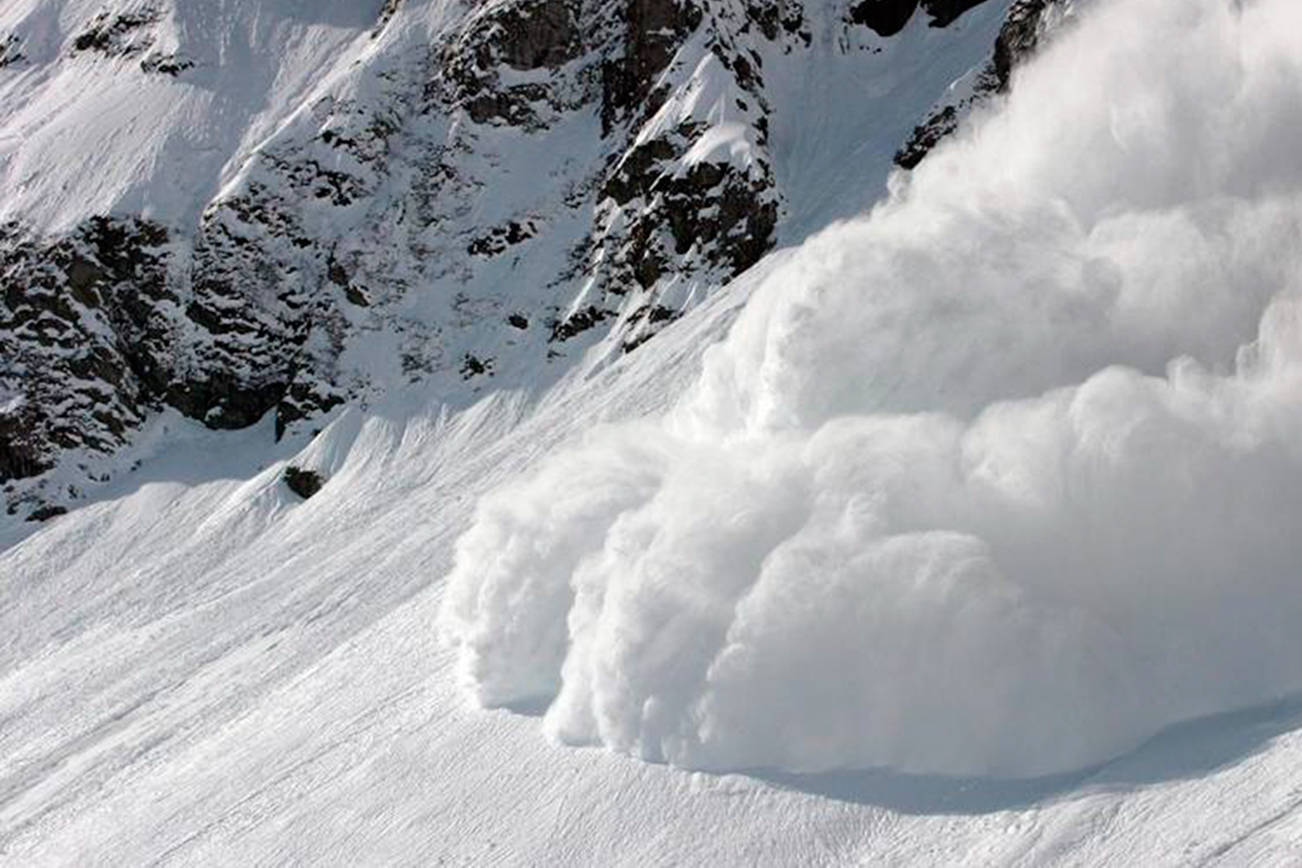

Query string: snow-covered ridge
[0,0,1042,520]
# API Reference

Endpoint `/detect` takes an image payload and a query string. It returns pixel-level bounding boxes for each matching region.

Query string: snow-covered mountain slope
[443,0,1302,783]
[0,0,1058,520]
[7,0,1302,863]
[4,258,1302,866]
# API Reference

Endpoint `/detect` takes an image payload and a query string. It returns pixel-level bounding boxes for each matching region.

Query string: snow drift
[441,0,1302,778]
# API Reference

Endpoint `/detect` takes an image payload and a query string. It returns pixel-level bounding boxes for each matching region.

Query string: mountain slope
[2,252,1302,866]
[7,0,1302,864]
[0,0,1054,519]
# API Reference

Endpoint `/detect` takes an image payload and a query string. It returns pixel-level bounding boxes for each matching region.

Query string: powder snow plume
[440,0,1302,778]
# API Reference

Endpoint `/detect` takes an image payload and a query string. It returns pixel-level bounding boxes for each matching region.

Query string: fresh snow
[4,263,1302,866]
[445,0,1302,781]
[5,0,1302,863]
[0,0,381,232]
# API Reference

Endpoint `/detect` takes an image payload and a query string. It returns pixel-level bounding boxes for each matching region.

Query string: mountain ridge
[0,0,1063,520]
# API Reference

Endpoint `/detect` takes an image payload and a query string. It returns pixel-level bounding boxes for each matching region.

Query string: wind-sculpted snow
[441,0,1302,778]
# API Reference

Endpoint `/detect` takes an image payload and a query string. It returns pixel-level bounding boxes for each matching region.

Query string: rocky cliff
[0,0,1067,519]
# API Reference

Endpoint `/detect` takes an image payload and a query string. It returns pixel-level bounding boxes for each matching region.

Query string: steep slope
[0,0,1061,520]
[442,0,1302,779]
[4,0,1302,862]
[2,225,1302,867]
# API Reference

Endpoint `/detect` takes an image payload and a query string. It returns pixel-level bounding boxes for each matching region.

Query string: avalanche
[442,0,1302,778]
[4,0,1302,863]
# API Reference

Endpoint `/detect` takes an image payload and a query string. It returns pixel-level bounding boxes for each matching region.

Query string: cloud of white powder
[440,0,1302,777]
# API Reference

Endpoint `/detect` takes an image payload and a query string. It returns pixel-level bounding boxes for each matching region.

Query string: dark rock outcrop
[0,34,24,68]
[921,0,990,27]
[0,217,174,485]
[895,105,958,169]
[894,0,1068,168]
[26,504,67,522]
[992,0,1059,92]
[140,52,194,76]
[849,0,989,37]
[72,8,160,58]
[1,0,1036,516]
[283,466,324,500]
[376,0,404,35]
[849,0,922,37]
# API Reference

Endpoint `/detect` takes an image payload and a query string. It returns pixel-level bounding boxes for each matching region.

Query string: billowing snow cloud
[440,0,1302,778]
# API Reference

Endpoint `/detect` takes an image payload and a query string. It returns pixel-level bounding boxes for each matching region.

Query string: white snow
[0,0,382,232]
[5,0,1302,862]
[4,257,1302,865]
[444,0,1302,779]
[763,0,1009,243]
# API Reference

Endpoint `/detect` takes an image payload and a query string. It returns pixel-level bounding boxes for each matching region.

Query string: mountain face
[0,0,1065,520]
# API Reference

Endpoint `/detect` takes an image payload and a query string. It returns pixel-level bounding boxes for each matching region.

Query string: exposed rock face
[72,8,160,58]
[895,104,959,169]
[139,52,193,76]
[849,0,920,36]
[283,466,325,500]
[0,0,1050,517]
[0,34,23,68]
[991,0,1063,91]
[376,0,404,35]
[922,0,990,27]
[601,0,704,133]
[850,0,986,36]
[25,504,66,522]
[895,0,1071,168]
[0,218,175,485]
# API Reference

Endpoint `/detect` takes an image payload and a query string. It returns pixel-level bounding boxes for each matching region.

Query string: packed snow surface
[443,0,1302,778]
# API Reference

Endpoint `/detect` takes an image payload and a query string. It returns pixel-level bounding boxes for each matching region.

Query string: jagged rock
[460,354,493,379]
[0,217,174,486]
[550,305,614,342]
[849,0,923,37]
[896,104,959,169]
[439,0,587,130]
[744,0,807,43]
[601,0,704,134]
[140,52,194,76]
[72,8,160,58]
[621,304,679,352]
[283,466,324,500]
[26,504,67,523]
[276,384,344,442]
[849,0,987,36]
[0,34,24,68]
[468,221,537,257]
[375,0,404,35]
[921,0,989,27]
[0,402,50,482]
[992,0,1060,92]
[894,0,1069,169]
[1,0,1026,516]
[496,0,582,70]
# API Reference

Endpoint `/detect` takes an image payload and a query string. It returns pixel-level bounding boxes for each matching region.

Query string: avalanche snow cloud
[441,0,1302,778]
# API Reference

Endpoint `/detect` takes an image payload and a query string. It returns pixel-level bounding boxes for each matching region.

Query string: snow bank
[441,0,1302,778]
